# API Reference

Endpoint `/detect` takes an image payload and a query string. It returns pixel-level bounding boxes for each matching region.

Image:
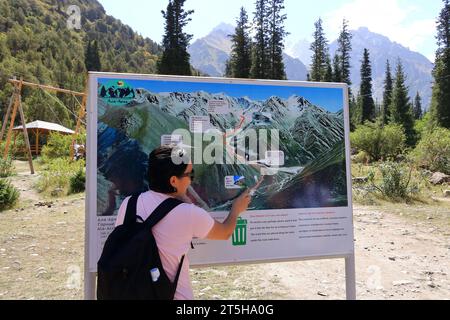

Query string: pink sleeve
[190,205,215,239]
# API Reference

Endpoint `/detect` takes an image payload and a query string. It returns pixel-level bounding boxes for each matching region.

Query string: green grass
[351,162,449,205]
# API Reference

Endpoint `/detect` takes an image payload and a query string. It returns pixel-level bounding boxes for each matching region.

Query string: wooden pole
[17,94,34,174]
[35,129,39,156]
[0,95,14,142]
[3,81,21,159]
[71,80,88,160]
[76,93,87,136]
[8,79,86,97]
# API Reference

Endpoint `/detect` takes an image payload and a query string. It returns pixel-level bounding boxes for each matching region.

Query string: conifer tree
[390,60,416,146]
[92,40,101,71]
[309,18,329,82]
[228,7,252,78]
[157,0,194,76]
[251,0,270,79]
[337,19,352,89]
[374,100,382,119]
[359,48,375,123]
[85,40,101,71]
[382,60,393,125]
[430,0,450,128]
[413,91,423,120]
[225,59,232,78]
[324,54,333,82]
[267,0,288,80]
[84,40,91,70]
[332,54,341,82]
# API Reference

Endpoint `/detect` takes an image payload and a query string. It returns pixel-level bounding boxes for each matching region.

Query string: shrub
[69,168,85,194]
[40,131,86,161]
[35,158,85,196]
[40,132,73,160]
[352,151,370,164]
[0,157,14,177]
[0,178,19,211]
[412,127,450,174]
[350,122,406,162]
[414,112,432,140]
[0,136,25,160]
[368,162,417,200]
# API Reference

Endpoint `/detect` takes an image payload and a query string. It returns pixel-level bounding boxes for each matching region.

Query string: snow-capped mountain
[188,23,308,80]
[289,27,434,108]
[192,24,433,109]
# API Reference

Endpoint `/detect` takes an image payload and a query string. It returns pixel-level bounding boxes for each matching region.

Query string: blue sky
[99,78,344,112]
[98,0,442,62]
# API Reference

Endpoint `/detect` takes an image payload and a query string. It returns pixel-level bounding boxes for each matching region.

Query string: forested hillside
[0,0,161,128]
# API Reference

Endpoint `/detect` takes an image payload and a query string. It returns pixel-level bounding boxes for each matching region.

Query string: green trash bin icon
[232,217,248,246]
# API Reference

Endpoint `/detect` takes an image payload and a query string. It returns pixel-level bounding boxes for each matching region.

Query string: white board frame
[84,72,355,300]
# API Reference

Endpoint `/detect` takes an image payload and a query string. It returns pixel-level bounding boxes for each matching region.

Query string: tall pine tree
[309,18,329,82]
[267,0,288,80]
[157,0,194,76]
[84,41,91,70]
[413,92,423,120]
[335,19,354,128]
[430,0,450,128]
[382,60,393,125]
[251,0,270,79]
[390,60,416,146]
[227,7,252,78]
[92,41,101,71]
[374,99,383,119]
[337,19,352,89]
[85,40,101,72]
[359,48,375,123]
[324,54,333,82]
[225,59,232,78]
[332,54,341,82]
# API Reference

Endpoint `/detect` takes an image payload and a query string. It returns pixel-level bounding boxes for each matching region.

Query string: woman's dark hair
[148,145,189,194]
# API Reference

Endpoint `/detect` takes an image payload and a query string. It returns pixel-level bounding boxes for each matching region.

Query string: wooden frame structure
[0,78,87,174]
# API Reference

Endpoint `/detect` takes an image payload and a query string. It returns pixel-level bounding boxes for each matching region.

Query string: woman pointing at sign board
[113,145,251,300]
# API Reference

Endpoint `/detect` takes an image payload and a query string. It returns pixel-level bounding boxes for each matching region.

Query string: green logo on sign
[232,217,248,246]
[99,80,135,106]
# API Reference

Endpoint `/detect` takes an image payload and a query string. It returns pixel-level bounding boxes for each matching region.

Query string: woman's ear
[169,176,177,188]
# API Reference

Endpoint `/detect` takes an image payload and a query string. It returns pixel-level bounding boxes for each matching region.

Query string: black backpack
[97,195,184,300]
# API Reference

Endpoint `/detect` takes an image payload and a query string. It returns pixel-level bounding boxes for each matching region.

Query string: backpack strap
[172,254,185,297]
[144,197,186,298]
[144,197,184,229]
[123,194,140,226]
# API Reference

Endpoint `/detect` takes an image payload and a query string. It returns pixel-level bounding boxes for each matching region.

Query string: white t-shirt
[115,190,215,300]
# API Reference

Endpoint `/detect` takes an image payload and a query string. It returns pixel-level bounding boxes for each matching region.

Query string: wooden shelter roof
[13,120,75,135]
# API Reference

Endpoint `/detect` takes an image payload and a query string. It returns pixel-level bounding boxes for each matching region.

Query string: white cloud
[324,0,435,53]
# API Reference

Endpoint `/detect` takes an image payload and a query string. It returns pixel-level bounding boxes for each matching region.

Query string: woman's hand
[206,189,252,240]
[231,189,251,215]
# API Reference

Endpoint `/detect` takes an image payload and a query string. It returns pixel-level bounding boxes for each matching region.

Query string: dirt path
[190,204,450,300]
[252,205,450,300]
[1,162,449,300]
[0,164,85,300]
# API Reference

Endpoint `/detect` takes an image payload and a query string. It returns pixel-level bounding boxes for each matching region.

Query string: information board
[86,73,354,272]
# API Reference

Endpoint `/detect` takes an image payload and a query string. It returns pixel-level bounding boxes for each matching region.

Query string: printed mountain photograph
[96,78,349,215]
